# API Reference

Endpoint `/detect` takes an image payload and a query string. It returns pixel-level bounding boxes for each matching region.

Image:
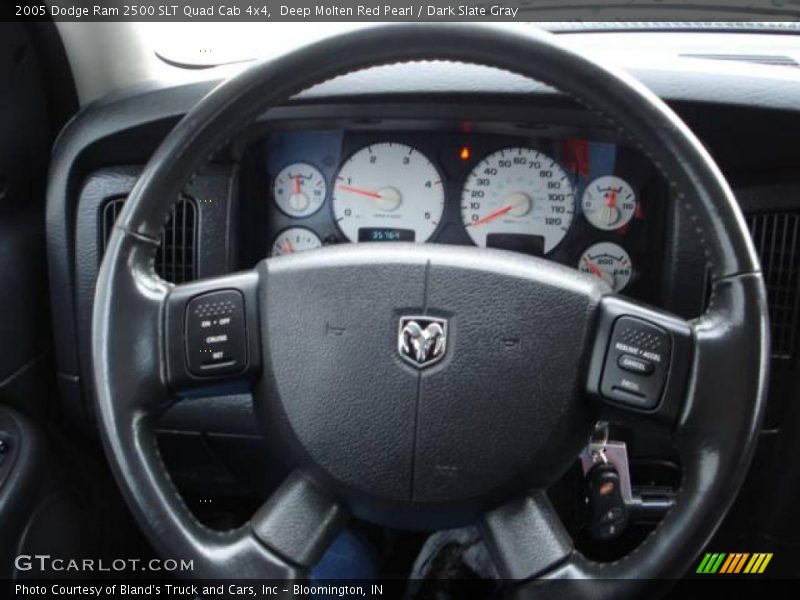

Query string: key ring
[588,421,610,465]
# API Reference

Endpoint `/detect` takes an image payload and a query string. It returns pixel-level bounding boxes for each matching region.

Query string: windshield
[147,21,800,68]
[543,21,800,33]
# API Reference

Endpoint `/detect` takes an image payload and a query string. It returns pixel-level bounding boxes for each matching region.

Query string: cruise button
[617,354,655,376]
[185,290,247,376]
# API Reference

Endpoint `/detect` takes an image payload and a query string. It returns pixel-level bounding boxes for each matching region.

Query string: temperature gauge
[579,242,633,292]
[273,163,326,217]
[581,176,636,231]
[271,227,322,257]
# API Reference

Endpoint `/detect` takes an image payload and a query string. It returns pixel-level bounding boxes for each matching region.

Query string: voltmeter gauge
[271,227,322,257]
[273,163,326,217]
[578,242,633,292]
[581,176,636,231]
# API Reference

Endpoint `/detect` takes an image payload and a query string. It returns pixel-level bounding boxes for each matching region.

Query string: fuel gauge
[271,227,322,257]
[579,242,633,292]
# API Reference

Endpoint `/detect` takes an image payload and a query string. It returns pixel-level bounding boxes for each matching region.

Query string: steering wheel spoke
[585,294,694,431]
[250,472,348,569]
[481,490,573,581]
[164,269,262,397]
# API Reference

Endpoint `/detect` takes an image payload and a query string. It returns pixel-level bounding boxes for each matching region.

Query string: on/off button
[617,354,655,376]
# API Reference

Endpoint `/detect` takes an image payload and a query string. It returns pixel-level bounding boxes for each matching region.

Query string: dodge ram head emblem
[398,317,448,368]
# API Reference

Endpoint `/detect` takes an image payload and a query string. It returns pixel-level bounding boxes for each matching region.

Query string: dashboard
[50,70,799,448]
[246,127,667,300]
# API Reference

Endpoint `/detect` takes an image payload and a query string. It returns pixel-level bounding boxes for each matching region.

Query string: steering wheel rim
[92,23,768,594]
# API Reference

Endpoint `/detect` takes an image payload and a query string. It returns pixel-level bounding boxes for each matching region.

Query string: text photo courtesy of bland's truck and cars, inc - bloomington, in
[41,4,521,18]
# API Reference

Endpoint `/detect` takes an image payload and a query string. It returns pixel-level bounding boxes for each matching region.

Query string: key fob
[585,462,629,540]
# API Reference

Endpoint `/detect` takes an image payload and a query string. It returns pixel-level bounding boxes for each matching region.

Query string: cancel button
[617,354,655,376]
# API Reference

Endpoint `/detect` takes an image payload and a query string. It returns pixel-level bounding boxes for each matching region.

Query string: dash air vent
[102,196,198,284]
[746,212,800,359]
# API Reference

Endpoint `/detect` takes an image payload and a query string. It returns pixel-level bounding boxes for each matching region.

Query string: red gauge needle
[292,176,301,195]
[583,257,603,278]
[283,239,295,254]
[467,204,514,228]
[605,188,618,209]
[337,185,382,200]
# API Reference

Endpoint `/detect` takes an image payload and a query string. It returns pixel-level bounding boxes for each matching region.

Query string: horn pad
[255,243,603,528]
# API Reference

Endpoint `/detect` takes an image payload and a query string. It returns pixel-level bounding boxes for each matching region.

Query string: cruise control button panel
[601,316,671,409]
[185,290,247,376]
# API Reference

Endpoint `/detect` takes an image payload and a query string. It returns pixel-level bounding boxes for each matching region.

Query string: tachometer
[581,176,636,231]
[271,227,322,256]
[461,147,575,254]
[332,143,444,243]
[578,242,633,292]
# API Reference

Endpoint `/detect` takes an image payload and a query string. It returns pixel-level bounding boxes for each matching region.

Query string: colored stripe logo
[696,552,773,574]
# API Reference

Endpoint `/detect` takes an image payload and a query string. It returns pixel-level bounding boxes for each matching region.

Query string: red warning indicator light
[459,146,471,160]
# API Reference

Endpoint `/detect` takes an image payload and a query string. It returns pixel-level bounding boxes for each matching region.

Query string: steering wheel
[92,24,768,596]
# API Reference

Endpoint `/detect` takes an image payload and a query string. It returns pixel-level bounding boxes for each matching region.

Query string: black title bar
[6,0,800,22]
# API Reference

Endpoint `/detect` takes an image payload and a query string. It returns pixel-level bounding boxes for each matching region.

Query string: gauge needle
[293,176,301,195]
[283,239,295,254]
[583,257,603,278]
[605,188,618,208]
[337,184,383,199]
[467,204,514,228]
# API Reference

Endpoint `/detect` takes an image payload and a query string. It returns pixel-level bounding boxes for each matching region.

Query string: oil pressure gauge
[273,162,326,217]
[579,242,633,292]
[582,176,636,231]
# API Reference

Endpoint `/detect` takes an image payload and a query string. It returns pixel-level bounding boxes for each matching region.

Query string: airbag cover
[256,244,602,513]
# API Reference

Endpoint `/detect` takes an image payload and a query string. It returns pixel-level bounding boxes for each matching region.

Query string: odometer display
[357,228,415,242]
[461,147,575,253]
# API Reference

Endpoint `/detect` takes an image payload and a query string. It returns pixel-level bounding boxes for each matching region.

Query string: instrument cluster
[254,129,664,298]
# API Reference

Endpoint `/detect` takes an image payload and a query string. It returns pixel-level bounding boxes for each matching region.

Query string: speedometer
[332,143,444,243]
[461,147,575,254]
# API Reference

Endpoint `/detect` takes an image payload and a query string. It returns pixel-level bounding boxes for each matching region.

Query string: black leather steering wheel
[92,24,768,596]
